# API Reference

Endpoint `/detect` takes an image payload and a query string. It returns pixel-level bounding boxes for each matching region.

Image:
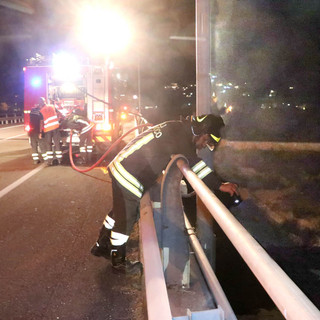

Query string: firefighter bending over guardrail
[91,114,239,272]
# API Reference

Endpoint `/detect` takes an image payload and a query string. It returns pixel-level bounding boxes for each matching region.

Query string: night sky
[0,0,319,110]
[0,0,196,104]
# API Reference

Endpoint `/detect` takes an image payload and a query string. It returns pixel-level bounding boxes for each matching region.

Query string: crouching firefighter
[63,108,94,164]
[91,114,239,272]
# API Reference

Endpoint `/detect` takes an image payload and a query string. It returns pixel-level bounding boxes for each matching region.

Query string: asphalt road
[0,125,144,320]
[1,124,319,319]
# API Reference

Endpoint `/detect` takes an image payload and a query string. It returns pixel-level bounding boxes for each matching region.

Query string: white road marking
[0,163,45,200]
[0,125,24,130]
[0,133,26,142]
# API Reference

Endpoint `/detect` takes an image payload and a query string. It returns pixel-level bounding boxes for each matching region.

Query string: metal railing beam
[184,213,237,320]
[176,158,320,320]
[140,192,172,320]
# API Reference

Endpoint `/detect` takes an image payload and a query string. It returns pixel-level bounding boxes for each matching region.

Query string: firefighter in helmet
[91,114,239,271]
[63,107,94,165]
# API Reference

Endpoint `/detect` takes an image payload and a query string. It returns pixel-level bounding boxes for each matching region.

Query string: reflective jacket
[108,120,222,198]
[40,105,59,132]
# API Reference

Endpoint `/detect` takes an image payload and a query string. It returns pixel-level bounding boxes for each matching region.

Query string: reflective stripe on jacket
[40,105,59,132]
[192,160,213,179]
[108,121,222,198]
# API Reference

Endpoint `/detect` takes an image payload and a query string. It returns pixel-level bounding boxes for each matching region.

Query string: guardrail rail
[0,114,24,125]
[140,154,320,320]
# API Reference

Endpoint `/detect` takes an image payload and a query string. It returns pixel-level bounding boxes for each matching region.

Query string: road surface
[0,125,144,320]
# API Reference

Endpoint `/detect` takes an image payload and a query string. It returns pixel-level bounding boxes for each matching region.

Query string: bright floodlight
[77,5,131,56]
[52,52,81,81]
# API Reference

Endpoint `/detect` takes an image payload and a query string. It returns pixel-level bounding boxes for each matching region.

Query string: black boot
[111,244,126,266]
[90,228,112,259]
[111,245,143,275]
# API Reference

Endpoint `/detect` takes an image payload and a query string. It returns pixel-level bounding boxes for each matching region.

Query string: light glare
[52,53,81,81]
[77,6,131,56]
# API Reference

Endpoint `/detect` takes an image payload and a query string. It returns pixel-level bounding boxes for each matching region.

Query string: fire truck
[23,55,130,160]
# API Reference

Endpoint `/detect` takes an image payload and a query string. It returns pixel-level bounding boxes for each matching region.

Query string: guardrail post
[161,154,190,288]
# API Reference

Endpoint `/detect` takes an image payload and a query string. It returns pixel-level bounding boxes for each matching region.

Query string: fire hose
[69,123,152,173]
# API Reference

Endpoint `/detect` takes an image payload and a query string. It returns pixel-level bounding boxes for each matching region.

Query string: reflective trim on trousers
[46,151,54,159]
[32,153,39,160]
[55,150,62,159]
[103,215,115,230]
[110,231,129,246]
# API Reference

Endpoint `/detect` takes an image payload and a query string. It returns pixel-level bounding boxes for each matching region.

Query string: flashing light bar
[31,77,42,88]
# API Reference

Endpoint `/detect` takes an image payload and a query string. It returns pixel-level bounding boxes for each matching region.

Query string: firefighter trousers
[79,130,93,163]
[44,129,62,163]
[96,170,140,247]
[29,132,45,162]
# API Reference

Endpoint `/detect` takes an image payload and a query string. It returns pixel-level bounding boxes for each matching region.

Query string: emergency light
[31,77,42,88]
[120,112,127,120]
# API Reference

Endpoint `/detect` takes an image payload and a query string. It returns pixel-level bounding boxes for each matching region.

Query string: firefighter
[91,114,239,271]
[28,103,45,164]
[63,108,94,164]
[39,97,62,165]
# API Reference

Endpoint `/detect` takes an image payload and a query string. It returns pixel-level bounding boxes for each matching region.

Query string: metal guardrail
[184,212,237,320]
[140,154,320,319]
[0,114,24,125]
[175,156,320,320]
[140,155,235,320]
[140,192,172,320]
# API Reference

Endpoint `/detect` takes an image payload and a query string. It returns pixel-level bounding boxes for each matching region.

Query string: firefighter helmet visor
[191,114,224,146]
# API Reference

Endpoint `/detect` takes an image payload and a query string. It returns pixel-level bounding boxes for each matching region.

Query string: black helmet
[191,114,225,144]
